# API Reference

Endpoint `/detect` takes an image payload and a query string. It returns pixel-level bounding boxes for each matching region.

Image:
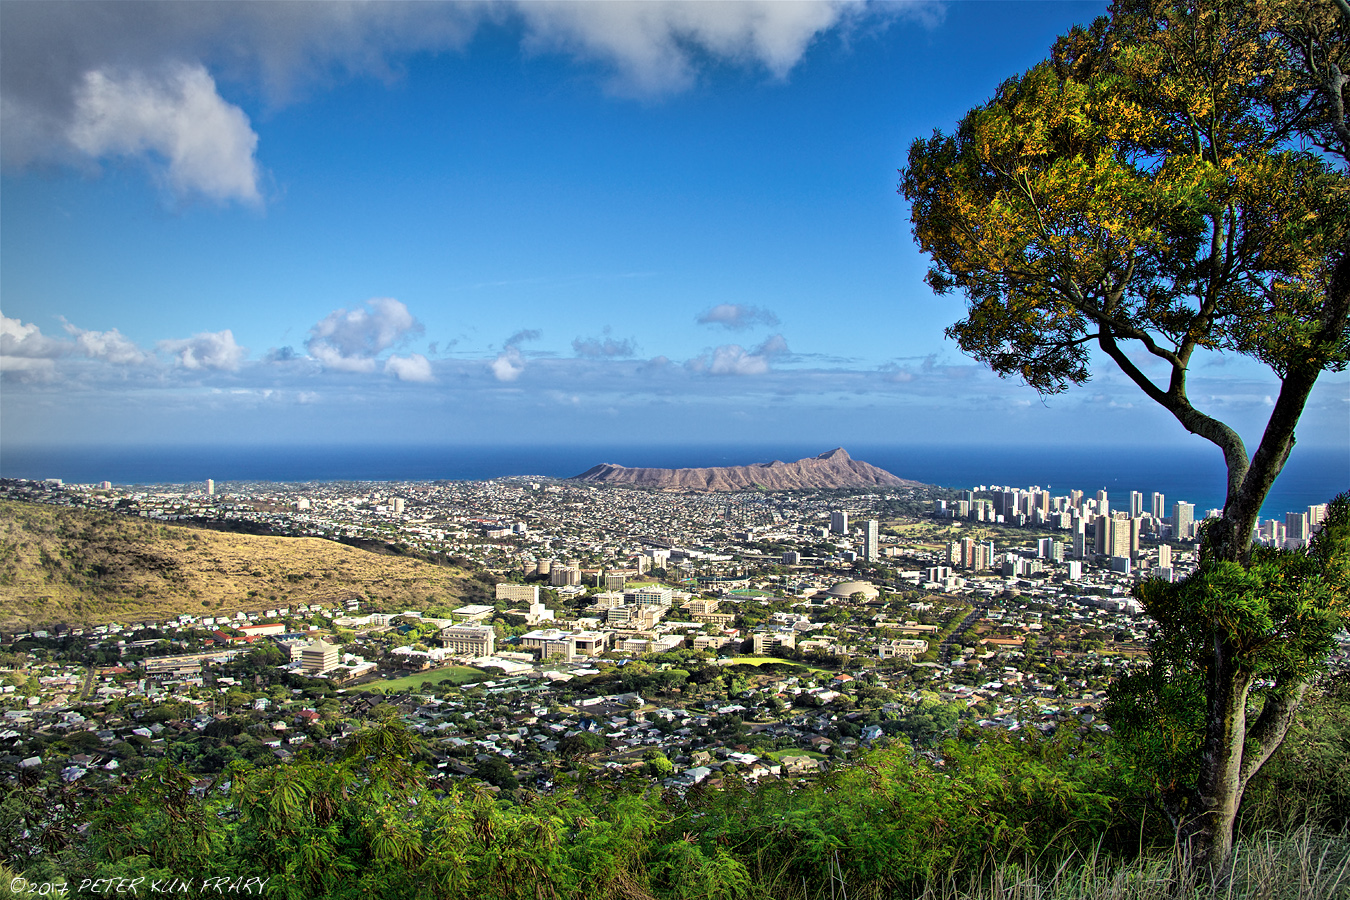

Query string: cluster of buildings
[2,471,1344,794]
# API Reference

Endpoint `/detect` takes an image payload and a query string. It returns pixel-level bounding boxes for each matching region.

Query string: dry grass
[0,499,482,629]
[913,828,1350,900]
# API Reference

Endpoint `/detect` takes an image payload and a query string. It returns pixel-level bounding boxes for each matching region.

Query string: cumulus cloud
[157,329,247,371]
[0,316,64,380]
[1,315,65,360]
[2,2,926,198]
[572,333,636,358]
[516,1,863,95]
[490,346,526,382]
[687,333,790,376]
[306,297,423,373]
[385,353,434,383]
[67,64,260,204]
[61,320,150,365]
[696,303,780,331]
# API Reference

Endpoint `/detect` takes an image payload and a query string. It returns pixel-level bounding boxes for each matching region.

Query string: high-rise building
[1110,515,1133,559]
[392,498,405,515]
[301,639,339,675]
[550,565,581,586]
[206,479,215,496]
[1097,489,1110,516]
[1070,489,1084,509]
[1094,515,1111,556]
[830,510,849,535]
[439,625,495,658]
[863,519,879,561]
[1151,492,1166,520]
[1158,544,1172,569]
[1174,502,1195,540]
[496,583,540,604]
[1286,511,1309,548]
[1130,491,1144,519]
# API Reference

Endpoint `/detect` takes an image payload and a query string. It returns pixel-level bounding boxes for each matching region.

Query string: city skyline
[2,1,1347,454]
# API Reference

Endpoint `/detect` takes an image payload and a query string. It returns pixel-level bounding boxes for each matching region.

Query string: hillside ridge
[570,448,919,491]
[0,500,483,629]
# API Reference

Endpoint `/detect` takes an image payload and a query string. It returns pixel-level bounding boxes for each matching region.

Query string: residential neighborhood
[1,475,1342,797]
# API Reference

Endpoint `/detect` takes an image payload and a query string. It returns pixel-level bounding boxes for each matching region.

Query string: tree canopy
[900,0,1350,876]
[901,0,1349,558]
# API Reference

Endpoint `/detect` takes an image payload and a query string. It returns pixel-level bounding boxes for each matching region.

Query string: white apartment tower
[1151,492,1166,520]
[863,519,879,561]
[1174,502,1195,540]
[1130,491,1144,518]
[206,479,215,496]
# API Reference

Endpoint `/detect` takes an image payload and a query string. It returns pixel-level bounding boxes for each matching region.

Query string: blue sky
[2,0,1346,456]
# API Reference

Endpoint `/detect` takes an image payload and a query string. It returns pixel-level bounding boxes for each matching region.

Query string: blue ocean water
[1,442,1345,523]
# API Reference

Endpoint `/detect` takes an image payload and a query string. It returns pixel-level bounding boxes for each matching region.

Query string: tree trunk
[1179,641,1253,876]
[1183,242,1350,876]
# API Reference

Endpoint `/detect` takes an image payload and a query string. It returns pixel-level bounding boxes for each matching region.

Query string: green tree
[1106,493,1350,869]
[901,0,1349,875]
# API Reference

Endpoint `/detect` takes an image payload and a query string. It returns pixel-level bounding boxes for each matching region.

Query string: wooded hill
[0,500,481,629]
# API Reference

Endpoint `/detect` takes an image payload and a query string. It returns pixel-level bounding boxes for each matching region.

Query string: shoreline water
[1,441,1345,523]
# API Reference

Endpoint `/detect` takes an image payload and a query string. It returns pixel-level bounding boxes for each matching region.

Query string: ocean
[1,441,1345,523]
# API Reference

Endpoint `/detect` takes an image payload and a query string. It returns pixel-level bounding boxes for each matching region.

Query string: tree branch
[1239,680,1311,790]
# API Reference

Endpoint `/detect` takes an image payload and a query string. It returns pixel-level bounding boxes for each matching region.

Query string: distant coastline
[1,441,1345,522]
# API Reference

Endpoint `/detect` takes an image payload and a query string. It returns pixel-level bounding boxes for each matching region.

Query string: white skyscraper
[1174,502,1195,540]
[1096,489,1110,516]
[863,519,879,561]
[1151,492,1166,520]
[1130,491,1144,519]
[206,479,214,496]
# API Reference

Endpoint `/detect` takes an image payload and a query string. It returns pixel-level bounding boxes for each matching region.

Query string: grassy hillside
[0,500,485,629]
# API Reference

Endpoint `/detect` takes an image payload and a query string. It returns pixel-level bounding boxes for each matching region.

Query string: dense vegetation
[5,677,1349,900]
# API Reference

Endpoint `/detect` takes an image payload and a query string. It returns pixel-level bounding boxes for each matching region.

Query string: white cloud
[490,346,526,382]
[306,297,423,373]
[62,320,150,365]
[516,1,861,94]
[68,64,260,204]
[385,353,434,383]
[687,333,790,376]
[697,303,780,331]
[157,329,247,371]
[1,315,65,360]
[2,1,930,200]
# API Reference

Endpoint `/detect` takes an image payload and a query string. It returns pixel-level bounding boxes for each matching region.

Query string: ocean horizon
[2,441,1345,524]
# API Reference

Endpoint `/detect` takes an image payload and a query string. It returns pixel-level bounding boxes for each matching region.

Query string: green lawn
[721,657,835,674]
[368,666,488,693]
